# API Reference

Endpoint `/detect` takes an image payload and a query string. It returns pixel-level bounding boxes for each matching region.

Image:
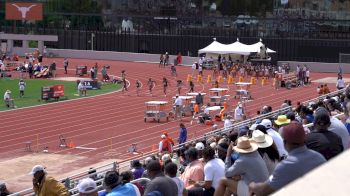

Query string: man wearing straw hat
[249,122,326,196]
[214,136,269,196]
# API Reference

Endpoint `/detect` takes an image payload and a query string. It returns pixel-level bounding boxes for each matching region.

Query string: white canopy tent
[198,40,231,55]
[246,40,276,53]
[198,38,276,56]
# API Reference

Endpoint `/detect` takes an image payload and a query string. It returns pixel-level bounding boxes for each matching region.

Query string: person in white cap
[3,90,14,108]
[259,119,288,158]
[159,134,172,153]
[30,165,69,196]
[234,102,244,122]
[77,178,98,196]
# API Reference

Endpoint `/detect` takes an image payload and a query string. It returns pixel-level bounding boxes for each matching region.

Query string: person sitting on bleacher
[103,170,139,196]
[77,178,98,196]
[323,84,331,94]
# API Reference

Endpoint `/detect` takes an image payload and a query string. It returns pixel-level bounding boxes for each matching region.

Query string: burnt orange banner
[6,3,43,21]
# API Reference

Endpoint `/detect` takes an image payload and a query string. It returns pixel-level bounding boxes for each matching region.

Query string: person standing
[176,80,182,95]
[90,67,95,80]
[19,79,26,98]
[147,78,156,96]
[336,76,345,90]
[136,80,141,96]
[234,102,245,122]
[178,123,187,144]
[3,90,14,108]
[189,81,194,93]
[93,63,98,80]
[28,62,34,79]
[159,54,164,68]
[50,61,56,78]
[195,93,203,107]
[162,77,169,97]
[30,165,69,196]
[63,58,68,74]
[174,95,183,120]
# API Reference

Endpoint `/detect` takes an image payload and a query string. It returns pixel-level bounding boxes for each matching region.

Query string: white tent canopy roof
[198,38,276,55]
[198,40,231,55]
[246,40,276,53]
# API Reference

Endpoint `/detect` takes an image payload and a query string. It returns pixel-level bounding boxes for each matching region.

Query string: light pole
[91,33,95,50]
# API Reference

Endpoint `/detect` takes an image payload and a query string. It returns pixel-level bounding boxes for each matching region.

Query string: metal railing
[9,88,348,196]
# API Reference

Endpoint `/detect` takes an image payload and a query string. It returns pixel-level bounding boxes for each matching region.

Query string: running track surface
[0,58,341,177]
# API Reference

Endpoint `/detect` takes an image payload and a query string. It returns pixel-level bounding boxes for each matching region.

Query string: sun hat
[260,119,272,129]
[29,165,46,175]
[77,178,97,193]
[274,115,291,126]
[250,130,273,148]
[233,136,258,154]
[249,123,258,131]
[281,122,305,144]
[195,142,205,150]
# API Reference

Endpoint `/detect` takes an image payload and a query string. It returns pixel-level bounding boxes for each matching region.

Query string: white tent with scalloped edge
[246,39,276,53]
[198,40,230,55]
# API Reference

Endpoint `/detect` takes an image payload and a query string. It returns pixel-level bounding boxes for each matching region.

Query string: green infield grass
[0,78,121,111]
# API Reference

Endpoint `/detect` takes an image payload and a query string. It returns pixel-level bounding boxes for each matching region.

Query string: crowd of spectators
[2,84,349,196]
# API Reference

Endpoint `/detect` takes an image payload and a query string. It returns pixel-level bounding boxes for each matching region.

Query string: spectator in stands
[260,119,288,158]
[159,134,173,153]
[103,170,139,196]
[3,90,15,108]
[191,146,225,195]
[249,122,326,196]
[318,106,350,149]
[178,123,187,145]
[306,108,343,160]
[299,106,314,124]
[214,137,269,196]
[164,162,187,196]
[0,181,11,196]
[120,171,144,195]
[216,142,229,162]
[195,142,205,159]
[77,178,98,196]
[251,130,280,175]
[131,160,145,180]
[274,115,291,133]
[144,160,178,196]
[180,147,204,189]
[30,165,69,196]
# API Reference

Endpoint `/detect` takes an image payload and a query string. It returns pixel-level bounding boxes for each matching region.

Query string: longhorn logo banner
[6,3,43,20]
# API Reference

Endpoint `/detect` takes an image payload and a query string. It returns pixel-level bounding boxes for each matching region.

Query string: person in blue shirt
[178,123,187,144]
[103,171,139,196]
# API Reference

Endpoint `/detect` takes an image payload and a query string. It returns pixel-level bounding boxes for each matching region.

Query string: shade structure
[246,41,276,53]
[198,40,231,55]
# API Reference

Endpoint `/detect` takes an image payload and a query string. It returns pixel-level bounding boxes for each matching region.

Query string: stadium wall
[12,47,197,66]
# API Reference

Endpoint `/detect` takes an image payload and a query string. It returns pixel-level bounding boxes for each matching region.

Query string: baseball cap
[281,122,305,144]
[29,165,46,175]
[195,142,205,150]
[77,178,97,193]
[260,119,272,129]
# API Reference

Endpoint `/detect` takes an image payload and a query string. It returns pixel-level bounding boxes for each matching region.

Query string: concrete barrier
[12,47,197,66]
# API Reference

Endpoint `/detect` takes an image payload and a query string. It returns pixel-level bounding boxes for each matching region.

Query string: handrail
[9,89,347,196]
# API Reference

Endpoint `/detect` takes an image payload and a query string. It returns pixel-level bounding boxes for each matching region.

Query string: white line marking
[75,146,97,150]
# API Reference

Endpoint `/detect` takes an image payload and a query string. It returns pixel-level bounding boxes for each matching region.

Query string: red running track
[0,58,339,169]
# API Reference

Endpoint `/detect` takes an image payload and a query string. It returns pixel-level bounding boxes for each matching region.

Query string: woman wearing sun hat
[251,130,280,175]
[214,136,269,196]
